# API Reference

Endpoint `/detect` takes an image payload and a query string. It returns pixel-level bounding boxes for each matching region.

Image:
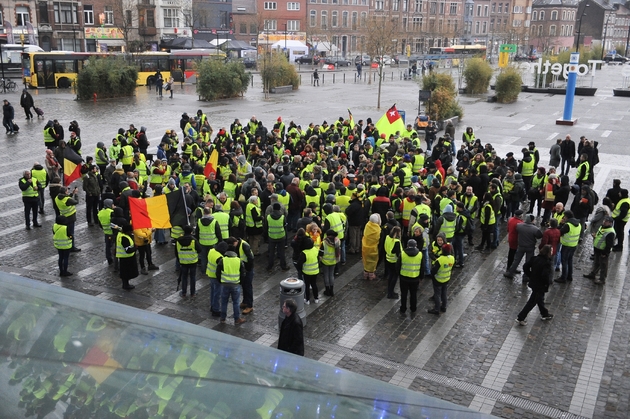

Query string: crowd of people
[19,108,629,324]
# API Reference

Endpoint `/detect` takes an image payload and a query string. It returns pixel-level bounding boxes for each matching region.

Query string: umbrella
[162,37,213,50]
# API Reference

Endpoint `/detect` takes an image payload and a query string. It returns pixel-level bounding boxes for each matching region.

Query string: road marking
[601,130,611,137]
[336,293,401,348]
[404,254,504,369]
[254,333,277,347]
[545,132,560,142]
[518,124,534,130]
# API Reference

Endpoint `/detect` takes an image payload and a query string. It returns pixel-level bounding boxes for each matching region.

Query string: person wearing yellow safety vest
[435,204,457,243]
[611,188,630,251]
[98,199,115,265]
[175,225,201,298]
[575,153,590,187]
[19,170,43,230]
[207,242,229,317]
[584,216,616,285]
[176,163,197,191]
[212,203,230,241]
[383,226,402,300]
[462,126,475,146]
[245,195,264,255]
[319,229,340,297]
[53,215,73,276]
[116,223,138,290]
[554,210,582,284]
[31,162,49,213]
[428,243,455,315]
[149,159,167,188]
[196,207,222,273]
[120,139,135,173]
[55,186,81,251]
[265,203,291,273]
[518,150,536,191]
[216,248,247,324]
[43,120,58,150]
[477,193,496,252]
[297,240,320,304]
[398,239,422,314]
[453,202,471,268]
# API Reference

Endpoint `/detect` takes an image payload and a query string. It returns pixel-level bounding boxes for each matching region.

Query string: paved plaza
[2,64,630,418]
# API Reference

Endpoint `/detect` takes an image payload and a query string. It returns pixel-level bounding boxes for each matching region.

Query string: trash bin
[279,278,306,329]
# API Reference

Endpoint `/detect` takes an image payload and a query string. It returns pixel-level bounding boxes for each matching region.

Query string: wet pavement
[2,63,630,418]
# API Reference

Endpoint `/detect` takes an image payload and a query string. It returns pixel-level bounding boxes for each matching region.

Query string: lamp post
[575,2,589,53]
[601,12,612,60]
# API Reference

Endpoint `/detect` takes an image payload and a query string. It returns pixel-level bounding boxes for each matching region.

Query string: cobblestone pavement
[2,65,630,418]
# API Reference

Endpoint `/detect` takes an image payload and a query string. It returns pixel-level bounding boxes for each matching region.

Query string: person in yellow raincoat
[362,213,382,280]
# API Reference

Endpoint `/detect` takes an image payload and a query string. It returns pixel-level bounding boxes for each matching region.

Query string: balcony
[139,26,157,36]
[137,0,156,9]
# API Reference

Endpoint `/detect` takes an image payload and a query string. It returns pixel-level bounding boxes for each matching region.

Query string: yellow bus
[21,51,173,88]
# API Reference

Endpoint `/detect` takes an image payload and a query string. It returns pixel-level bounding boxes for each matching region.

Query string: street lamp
[601,12,613,60]
[575,2,589,53]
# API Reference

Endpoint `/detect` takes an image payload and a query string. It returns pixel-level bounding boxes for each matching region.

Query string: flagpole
[181,184,190,226]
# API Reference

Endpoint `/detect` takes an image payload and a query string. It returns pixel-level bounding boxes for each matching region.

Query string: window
[430,2,436,13]
[476,5,481,16]
[84,5,94,25]
[539,11,544,20]
[532,11,537,21]
[163,8,179,27]
[375,0,384,9]
[513,6,522,13]
[264,19,277,30]
[403,0,408,11]
[321,11,328,29]
[551,10,557,20]
[53,3,78,24]
[490,18,494,31]
[147,10,155,27]
[249,23,257,33]
[414,0,422,12]
[16,6,30,25]
[491,3,495,13]
[104,5,114,24]
[342,11,348,27]
[332,11,338,27]
[475,20,479,34]
[287,20,299,30]
[537,25,542,36]
[450,2,456,14]
[498,3,502,13]
[412,16,422,30]
[402,16,408,30]
[287,2,300,9]
[332,0,338,3]
[310,0,316,3]
[482,21,486,33]
[360,11,367,26]
[484,5,488,16]
[352,12,357,29]
[549,25,556,36]
[126,10,132,25]
[310,10,316,26]
[264,2,277,10]
[393,0,399,11]
[239,23,247,34]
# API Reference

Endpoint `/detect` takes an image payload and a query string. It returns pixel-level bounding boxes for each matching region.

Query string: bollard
[343,73,345,83]
[322,73,325,84]
[279,278,306,328]
[333,73,335,84]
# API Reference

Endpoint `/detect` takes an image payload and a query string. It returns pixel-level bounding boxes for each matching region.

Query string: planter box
[613,88,630,97]
[523,86,597,96]
[270,85,294,94]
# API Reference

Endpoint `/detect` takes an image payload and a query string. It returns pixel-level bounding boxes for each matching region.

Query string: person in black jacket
[278,299,304,356]
[20,89,34,119]
[516,244,554,325]
[2,99,15,134]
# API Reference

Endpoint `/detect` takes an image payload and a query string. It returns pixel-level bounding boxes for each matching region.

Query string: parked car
[324,57,352,66]
[295,55,320,64]
[604,54,629,63]
[513,54,538,62]
[354,55,372,65]
[241,57,257,69]
[374,55,392,65]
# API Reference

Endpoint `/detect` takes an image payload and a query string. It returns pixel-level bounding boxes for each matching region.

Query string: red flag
[386,106,402,124]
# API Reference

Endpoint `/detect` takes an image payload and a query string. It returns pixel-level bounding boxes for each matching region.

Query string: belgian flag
[63,147,83,186]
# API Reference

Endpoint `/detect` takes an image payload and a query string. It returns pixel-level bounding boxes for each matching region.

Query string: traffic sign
[418,90,431,101]
[498,52,509,67]
[500,44,517,53]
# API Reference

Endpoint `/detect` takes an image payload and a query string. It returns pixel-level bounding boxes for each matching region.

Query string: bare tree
[109,0,137,51]
[361,13,399,108]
